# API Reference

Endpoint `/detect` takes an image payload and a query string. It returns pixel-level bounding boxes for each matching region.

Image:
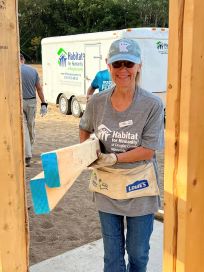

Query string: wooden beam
[41,139,99,187]
[0,1,28,271]
[0,251,2,272]
[164,0,204,271]
[163,0,185,270]
[30,171,82,214]
[183,0,204,270]
[30,139,100,214]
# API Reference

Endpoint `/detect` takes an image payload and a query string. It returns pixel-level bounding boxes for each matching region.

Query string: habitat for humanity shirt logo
[97,124,139,152]
[98,125,112,141]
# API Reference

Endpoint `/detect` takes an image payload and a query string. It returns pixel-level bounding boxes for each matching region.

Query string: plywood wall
[0,0,28,271]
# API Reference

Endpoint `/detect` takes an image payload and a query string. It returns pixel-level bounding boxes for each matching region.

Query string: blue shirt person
[86,69,113,100]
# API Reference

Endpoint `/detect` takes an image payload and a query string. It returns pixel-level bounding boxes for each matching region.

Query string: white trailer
[41,27,168,117]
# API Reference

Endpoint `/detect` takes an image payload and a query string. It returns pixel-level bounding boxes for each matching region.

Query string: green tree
[18,0,169,63]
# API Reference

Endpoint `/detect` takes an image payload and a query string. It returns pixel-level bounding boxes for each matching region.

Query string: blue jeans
[99,211,154,272]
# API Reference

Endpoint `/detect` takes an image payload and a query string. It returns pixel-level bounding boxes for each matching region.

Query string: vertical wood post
[163,0,185,270]
[0,1,28,271]
[164,0,204,271]
[183,0,204,270]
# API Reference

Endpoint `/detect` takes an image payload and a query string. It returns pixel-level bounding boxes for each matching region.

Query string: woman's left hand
[89,153,117,168]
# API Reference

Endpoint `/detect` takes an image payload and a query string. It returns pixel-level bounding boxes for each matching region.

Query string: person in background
[79,38,164,271]
[86,68,113,101]
[20,54,48,167]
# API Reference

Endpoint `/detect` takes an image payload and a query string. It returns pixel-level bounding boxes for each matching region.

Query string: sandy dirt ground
[26,65,164,265]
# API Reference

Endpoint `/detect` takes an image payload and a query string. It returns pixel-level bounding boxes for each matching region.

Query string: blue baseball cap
[107,38,141,64]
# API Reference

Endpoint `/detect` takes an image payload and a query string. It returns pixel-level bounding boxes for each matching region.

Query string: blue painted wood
[30,177,50,214]
[41,152,61,188]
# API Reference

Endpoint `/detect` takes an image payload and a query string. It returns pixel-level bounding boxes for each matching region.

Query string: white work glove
[40,102,48,117]
[89,153,118,169]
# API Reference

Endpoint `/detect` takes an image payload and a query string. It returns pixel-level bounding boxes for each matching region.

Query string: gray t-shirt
[79,87,164,216]
[21,64,40,99]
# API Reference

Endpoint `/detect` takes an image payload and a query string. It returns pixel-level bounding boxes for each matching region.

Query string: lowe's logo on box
[126,180,149,193]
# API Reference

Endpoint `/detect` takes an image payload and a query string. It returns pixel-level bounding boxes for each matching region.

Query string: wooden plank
[173,2,194,270]
[164,0,204,271]
[163,0,185,271]
[30,139,100,214]
[41,138,99,187]
[30,170,81,214]
[0,251,2,272]
[182,0,204,270]
[0,1,28,271]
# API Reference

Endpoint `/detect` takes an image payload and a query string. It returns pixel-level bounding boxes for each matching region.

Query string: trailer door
[84,44,101,94]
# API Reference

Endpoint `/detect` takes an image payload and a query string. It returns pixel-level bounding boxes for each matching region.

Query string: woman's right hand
[89,153,117,168]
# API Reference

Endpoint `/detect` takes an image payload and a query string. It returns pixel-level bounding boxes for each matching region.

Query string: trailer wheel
[71,97,82,117]
[59,94,71,115]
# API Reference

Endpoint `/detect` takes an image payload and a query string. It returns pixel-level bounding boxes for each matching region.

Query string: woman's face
[108,61,141,88]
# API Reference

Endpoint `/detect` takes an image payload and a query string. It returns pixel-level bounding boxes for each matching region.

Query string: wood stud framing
[0,0,28,271]
[164,0,204,271]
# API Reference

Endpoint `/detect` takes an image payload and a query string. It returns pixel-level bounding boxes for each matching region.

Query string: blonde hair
[135,66,142,86]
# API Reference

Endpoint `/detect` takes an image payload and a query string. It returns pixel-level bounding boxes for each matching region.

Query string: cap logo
[119,42,130,52]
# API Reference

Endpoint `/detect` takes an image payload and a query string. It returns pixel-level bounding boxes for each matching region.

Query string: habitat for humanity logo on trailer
[156,41,168,54]
[58,48,67,67]
[57,48,85,67]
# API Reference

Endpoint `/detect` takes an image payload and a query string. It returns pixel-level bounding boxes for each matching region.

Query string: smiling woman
[107,39,141,95]
[79,38,164,271]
